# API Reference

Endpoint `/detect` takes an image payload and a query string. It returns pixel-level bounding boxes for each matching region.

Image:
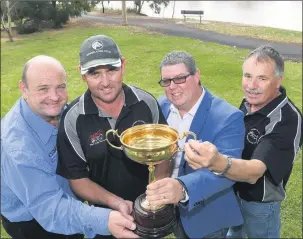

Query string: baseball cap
[79,35,122,75]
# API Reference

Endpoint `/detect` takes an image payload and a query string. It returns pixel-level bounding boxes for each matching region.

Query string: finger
[146,194,172,206]
[125,201,133,214]
[188,139,205,152]
[120,210,134,221]
[146,186,170,196]
[118,217,136,231]
[187,162,200,170]
[184,145,201,163]
[146,178,169,190]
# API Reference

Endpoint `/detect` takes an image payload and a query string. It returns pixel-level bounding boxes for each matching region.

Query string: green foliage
[148,0,170,14]
[1,25,302,239]
[134,0,170,14]
[1,0,101,33]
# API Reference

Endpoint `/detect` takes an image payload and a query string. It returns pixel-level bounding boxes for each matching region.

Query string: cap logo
[92,40,103,50]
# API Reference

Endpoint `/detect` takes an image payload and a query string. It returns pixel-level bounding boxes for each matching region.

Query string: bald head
[22,55,66,86]
[19,55,68,125]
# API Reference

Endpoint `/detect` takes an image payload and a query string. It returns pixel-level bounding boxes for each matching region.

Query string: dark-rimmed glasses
[158,73,192,87]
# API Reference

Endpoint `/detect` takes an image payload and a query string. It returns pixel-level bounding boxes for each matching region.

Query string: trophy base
[133,193,177,238]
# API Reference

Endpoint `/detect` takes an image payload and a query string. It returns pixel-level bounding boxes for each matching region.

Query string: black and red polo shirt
[235,87,302,202]
[56,84,167,202]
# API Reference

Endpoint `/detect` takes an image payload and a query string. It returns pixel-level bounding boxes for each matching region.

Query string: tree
[149,0,169,14]
[171,0,175,19]
[134,0,169,14]
[1,0,16,42]
[100,1,110,13]
[134,0,144,14]
[121,0,127,25]
[0,1,102,34]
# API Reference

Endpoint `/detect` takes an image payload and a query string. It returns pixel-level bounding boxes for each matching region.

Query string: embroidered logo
[89,130,105,146]
[92,40,103,51]
[247,128,261,144]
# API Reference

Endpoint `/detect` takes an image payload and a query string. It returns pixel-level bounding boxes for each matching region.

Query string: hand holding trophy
[106,124,196,238]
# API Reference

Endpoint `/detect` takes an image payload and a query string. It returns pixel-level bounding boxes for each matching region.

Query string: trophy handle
[177,131,197,152]
[106,129,123,150]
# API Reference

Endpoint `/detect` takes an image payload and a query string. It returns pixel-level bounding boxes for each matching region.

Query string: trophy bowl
[106,124,180,165]
[106,124,196,238]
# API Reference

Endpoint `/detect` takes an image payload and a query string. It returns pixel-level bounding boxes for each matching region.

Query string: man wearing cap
[1,55,139,239]
[56,35,169,239]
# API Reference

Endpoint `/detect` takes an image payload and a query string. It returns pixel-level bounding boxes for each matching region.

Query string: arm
[56,109,132,218]
[2,149,110,237]
[179,111,245,210]
[69,178,133,220]
[147,111,246,209]
[185,111,302,186]
[185,141,266,184]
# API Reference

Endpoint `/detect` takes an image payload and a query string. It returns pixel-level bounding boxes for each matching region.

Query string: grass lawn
[1,19,302,238]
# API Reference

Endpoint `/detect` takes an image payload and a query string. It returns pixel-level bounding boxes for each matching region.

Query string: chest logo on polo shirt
[89,130,105,146]
[247,128,261,144]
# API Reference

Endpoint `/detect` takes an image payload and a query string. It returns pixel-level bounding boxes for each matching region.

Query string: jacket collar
[160,87,212,138]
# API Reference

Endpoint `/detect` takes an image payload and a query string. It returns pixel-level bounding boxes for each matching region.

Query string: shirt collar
[241,86,287,116]
[20,97,59,145]
[170,86,205,117]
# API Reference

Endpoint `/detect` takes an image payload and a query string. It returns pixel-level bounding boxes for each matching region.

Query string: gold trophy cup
[106,124,196,238]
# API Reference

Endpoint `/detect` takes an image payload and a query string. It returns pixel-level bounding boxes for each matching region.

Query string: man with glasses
[146,51,245,238]
[56,35,169,239]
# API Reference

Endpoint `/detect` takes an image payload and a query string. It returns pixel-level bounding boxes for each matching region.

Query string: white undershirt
[168,87,205,178]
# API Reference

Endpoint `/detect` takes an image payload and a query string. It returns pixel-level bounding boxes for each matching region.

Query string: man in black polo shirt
[183,45,302,238]
[56,35,169,239]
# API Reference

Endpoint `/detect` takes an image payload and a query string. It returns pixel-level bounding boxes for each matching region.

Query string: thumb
[118,216,136,231]
[121,212,134,222]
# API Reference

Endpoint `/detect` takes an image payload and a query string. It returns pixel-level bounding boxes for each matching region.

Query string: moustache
[245,88,263,95]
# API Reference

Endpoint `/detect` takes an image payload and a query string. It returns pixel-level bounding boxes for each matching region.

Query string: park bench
[181,10,204,24]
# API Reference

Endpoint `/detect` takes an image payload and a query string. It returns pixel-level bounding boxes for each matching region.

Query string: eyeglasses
[158,73,192,87]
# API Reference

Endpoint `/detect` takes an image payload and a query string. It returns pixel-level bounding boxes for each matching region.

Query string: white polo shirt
[168,87,205,178]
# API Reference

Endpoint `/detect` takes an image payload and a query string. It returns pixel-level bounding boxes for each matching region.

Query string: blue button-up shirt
[1,98,111,238]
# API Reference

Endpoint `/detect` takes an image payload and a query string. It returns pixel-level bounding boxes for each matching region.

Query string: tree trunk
[137,0,144,14]
[172,1,175,19]
[6,1,13,42]
[122,0,127,25]
[101,1,105,13]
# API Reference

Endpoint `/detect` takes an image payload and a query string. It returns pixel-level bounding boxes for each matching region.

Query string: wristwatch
[212,156,232,177]
[176,179,189,203]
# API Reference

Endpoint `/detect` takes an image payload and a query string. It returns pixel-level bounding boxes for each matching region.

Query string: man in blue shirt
[1,55,138,239]
[146,51,245,238]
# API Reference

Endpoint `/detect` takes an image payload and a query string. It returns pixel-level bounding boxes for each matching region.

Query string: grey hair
[243,45,284,79]
[159,51,197,75]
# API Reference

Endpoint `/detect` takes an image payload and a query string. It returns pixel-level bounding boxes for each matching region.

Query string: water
[104,1,302,32]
